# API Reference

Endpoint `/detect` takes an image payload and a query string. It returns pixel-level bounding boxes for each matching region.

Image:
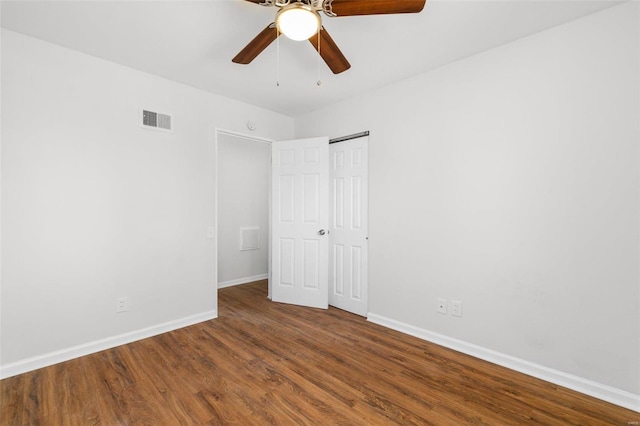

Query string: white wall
[217,133,270,287]
[296,2,640,401]
[0,29,294,374]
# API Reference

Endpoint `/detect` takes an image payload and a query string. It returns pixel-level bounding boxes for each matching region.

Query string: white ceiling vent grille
[141,109,172,132]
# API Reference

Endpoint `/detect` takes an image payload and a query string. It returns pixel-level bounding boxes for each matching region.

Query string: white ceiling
[0,0,624,117]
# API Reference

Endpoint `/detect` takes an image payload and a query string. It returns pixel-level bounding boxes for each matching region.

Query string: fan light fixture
[276,3,321,41]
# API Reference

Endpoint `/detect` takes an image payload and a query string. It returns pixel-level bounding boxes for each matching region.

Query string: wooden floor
[1,281,637,425]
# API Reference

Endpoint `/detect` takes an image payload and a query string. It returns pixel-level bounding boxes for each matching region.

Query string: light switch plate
[206,226,215,239]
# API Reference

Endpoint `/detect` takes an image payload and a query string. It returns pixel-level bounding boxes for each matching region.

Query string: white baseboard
[367,312,640,414]
[218,273,268,289]
[0,310,217,380]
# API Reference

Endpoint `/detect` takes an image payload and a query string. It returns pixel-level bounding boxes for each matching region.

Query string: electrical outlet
[116,297,128,313]
[437,298,447,314]
[451,300,462,317]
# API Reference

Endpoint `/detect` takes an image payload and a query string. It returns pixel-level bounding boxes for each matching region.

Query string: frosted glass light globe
[277,5,320,41]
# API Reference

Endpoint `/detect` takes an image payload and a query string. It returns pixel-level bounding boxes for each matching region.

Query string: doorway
[216,130,272,290]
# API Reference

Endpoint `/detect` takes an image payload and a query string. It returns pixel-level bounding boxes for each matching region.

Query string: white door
[271,137,329,309]
[329,136,369,316]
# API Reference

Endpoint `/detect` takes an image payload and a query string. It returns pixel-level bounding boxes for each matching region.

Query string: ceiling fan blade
[308,27,350,74]
[232,23,279,65]
[329,0,425,17]
[244,0,265,3]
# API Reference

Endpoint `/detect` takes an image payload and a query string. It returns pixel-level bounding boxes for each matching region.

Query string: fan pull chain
[316,29,322,86]
[276,27,280,87]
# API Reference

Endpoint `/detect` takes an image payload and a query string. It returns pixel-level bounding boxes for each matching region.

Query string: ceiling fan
[232,0,427,74]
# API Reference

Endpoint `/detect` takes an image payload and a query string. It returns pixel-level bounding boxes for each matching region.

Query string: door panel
[334,178,344,228]
[279,238,295,286]
[329,136,369,316]
[272,137,329,309]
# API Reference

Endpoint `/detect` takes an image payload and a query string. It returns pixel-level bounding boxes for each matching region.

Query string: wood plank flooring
[1,280,638,425]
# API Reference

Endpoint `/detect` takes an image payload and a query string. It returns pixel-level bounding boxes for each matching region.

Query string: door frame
[214,128,274,304]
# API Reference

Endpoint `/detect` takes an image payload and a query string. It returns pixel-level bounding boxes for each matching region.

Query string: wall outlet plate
[451,300,463,317]
[116,297,128,313]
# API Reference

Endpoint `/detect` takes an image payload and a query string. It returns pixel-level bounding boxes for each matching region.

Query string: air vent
[141,109,172,131]
[240,227,260,251]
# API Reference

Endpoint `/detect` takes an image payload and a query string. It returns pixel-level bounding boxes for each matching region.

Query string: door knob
[318,229,326,236]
